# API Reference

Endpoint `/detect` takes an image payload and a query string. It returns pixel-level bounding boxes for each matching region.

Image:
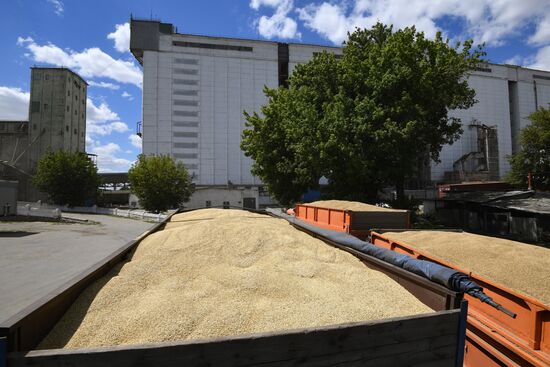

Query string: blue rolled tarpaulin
[271,211,515,318]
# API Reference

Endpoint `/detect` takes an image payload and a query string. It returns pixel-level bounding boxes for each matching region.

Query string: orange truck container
[370,230,550,367]
[294,203,410,240]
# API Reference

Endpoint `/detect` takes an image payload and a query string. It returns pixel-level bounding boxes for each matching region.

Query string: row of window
[205,201,231,208]
[34,73,85,89]
[30,123,84,137]
[173,40,253,52]
[173,100,199,107]
[174,58,199,65]
[173,121,199,127]
[173,132,198,138]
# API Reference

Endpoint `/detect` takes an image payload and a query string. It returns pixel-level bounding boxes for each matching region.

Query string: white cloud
[251,0,301,39]
[529,13,550,45]
[88,142,133,172]
[297,3,359,45]
[297,0,550,46]
[88,81,120,90]
[0,86,30,120]
[107,23,130,53]
[47,0,64,16]
[17,37,142,88]
[86,98,129,136]
[504,46,550,72]
[128,134,142,149]
[87,98,118,123]
[526,45,550,72]
[250,0,287,10]
[121,91,134,101]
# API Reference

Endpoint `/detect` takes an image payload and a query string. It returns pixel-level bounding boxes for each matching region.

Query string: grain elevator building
[130,19,550,208]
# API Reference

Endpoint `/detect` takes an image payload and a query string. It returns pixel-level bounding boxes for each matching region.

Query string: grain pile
[307,200,407,212]
[39,209,431,349]
[381,231,550,306]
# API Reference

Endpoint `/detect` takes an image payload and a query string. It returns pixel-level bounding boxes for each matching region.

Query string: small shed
[436,190,550,244]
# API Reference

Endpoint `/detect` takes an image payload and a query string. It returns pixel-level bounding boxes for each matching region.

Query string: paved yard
[0,214,153,323]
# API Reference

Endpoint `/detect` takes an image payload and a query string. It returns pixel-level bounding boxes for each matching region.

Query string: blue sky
[1,0,550,172]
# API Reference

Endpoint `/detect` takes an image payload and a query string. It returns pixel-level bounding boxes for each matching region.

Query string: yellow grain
[39,209,431,349]
[307,200,407,212]
[381,230,550,306]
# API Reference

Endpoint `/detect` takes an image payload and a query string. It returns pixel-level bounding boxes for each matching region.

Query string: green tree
[242,23,484,207]
[33,150,100,206]
[128,154,193,212]
[507,107,550,190]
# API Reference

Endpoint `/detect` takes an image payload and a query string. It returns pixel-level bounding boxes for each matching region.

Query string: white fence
[16,203,62,219]
[17,202,168,222]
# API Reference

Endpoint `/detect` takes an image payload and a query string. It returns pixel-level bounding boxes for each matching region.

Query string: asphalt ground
[0,213,153,323]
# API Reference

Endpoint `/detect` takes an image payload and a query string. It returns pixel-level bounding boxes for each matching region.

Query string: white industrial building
[130,19,550,208]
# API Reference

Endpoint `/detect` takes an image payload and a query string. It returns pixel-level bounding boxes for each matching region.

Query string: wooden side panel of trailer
[9,310,462,367]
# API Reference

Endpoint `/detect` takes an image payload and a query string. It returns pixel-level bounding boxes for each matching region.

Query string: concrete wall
[142,34,279,187]
[28,68,87,173]
[430,65,550,182]
[288,43,342,73]
[184,187,260,209]
[0,180,18,215]
[0,121,29,169]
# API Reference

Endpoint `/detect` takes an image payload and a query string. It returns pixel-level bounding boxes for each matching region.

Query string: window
[173,142,198,148]
[173,68,198,75]
[173,90,198,96]
[222,201,230,209]
[82,113,84,118]
[205,200,212,208]
[173,110,198,117]
[174,58,199,65]
[173,153,197,159]
[67,105,70,112]
[475,67,492,73]
[74,128,77,134]
[75,95,78,101]
[173,79,198,86]
[173,100,199,107]
[75,110,77,115]
[33,124,37,130]
[66,126,69,132]
[31,101,40,113]
[43,103,48,110]
[173,132,198,138]
[44,74,50,80]
[68,90,70,96]
[173,122,199,127]
[173,40,253,52]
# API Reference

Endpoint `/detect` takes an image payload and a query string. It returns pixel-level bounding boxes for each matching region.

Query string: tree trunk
[395,177,406,209]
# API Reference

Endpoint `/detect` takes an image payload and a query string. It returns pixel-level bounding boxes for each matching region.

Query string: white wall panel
[141,32,550,188]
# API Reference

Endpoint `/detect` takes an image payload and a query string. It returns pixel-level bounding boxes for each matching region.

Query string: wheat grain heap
[308,200,407,212]
[381,231,550,306]
[40,209,430,349]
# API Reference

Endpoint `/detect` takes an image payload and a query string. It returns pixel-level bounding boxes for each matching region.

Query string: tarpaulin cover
[278,212,482,294]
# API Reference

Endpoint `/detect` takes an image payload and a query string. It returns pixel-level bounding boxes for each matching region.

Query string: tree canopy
[242,23,484,206]
[128,154,193,212]
[507,107,550,190]
[33,150,100,207]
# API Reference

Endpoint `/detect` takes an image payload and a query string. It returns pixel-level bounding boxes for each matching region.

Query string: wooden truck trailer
[1,209,467,367]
